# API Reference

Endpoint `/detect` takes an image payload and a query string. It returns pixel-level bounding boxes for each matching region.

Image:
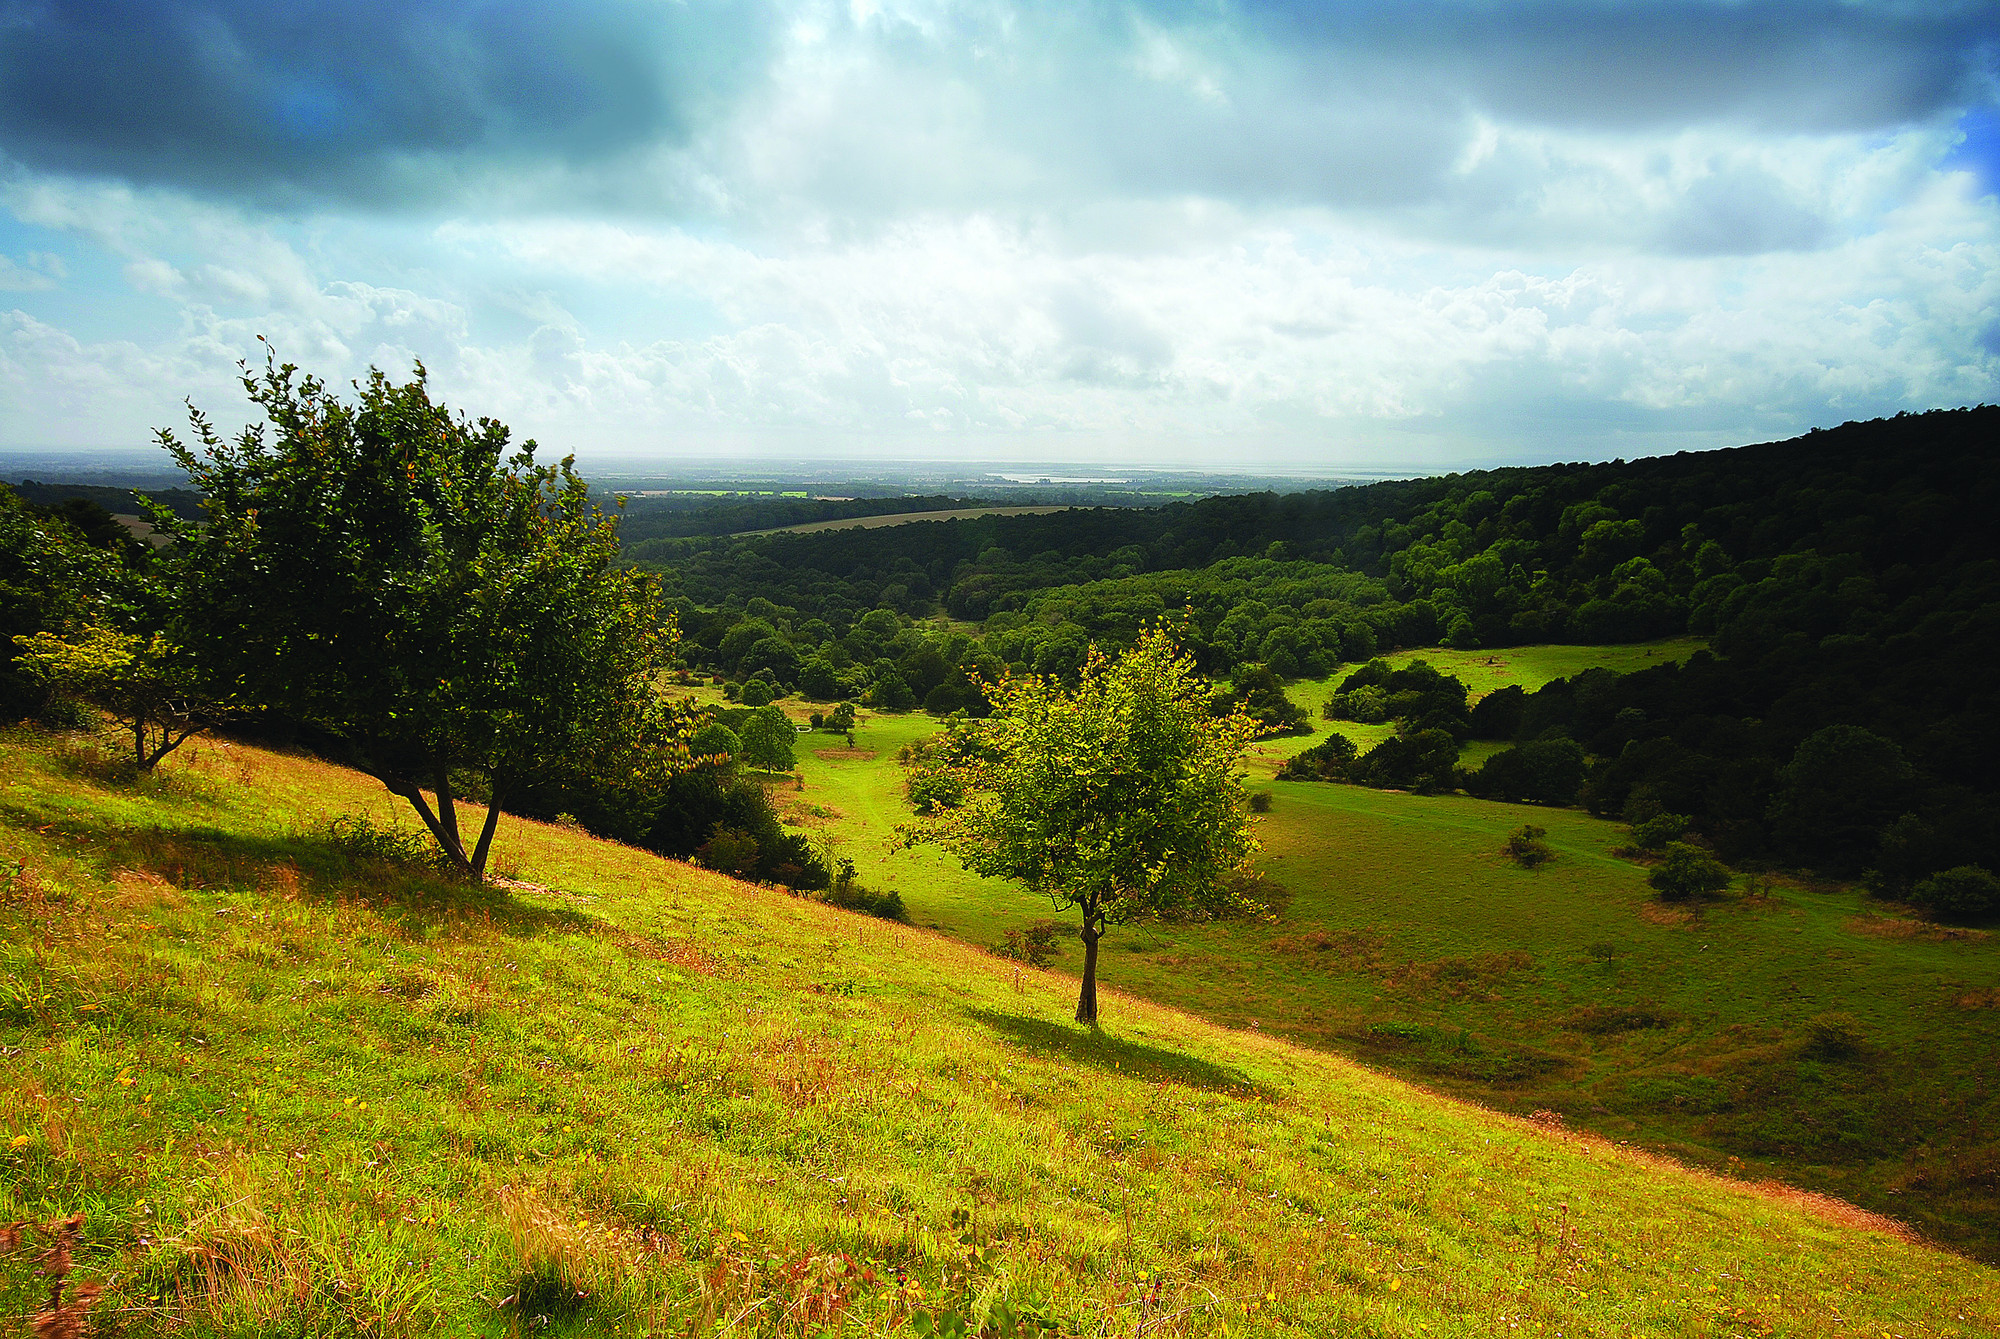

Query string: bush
[1648,842,1732,903]
[695,827,762,877]
[1803,1011,1865,1060]
[1467,737,1587,805]
[1248,790,1273,813]
[1911,865,2000,925]
[819,859,909,922]
[1000,919,1066,967]
[823,701,857,733]
[905,768,963,815]
[741,678,774,707]
[1631,812,1690,850]
[1505,824,1554,868]
[1276,731,1357,781]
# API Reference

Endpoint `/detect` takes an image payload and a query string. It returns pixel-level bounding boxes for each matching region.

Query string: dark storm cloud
[0,0,771,203]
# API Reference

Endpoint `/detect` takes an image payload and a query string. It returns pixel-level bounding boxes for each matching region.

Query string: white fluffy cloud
[2,0,1996,467]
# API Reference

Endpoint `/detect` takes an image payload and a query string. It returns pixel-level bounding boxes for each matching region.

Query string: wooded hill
[638,408,2000,899]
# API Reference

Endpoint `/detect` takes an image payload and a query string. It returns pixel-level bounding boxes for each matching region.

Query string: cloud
[1,1,1996,465]
[0,0,773,206]
[3,0,1992,220]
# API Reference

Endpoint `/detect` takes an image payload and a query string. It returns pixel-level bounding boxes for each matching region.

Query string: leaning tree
[158,351,675,879]
[903,625,1260,1024]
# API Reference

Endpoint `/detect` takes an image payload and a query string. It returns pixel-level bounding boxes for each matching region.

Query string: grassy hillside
[3,726,1996,1335]
[781,652,2000,1261]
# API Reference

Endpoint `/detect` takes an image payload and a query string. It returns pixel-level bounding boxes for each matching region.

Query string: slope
[2,725,1995,1337]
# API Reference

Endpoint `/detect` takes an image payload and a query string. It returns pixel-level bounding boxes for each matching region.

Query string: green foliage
[637,408,2000,887]
[1630,812,1691,850]
[823,701,857,733]
[158,355,679,879]
[1465,737,1587,805]
[738,706,796,773]
[902,626,1259,1023]
[1911,866,2000,926]
[1276,730,1358,782]
[741,677,775,707]
[1210,663,1309,736]
[999,919,1066,967]
[0,485,130,717]
[819,860,910,922]
[1648,842,1733,903]
[1505,825,1555,868]
[688,721,742,763]
[12,626,209,769]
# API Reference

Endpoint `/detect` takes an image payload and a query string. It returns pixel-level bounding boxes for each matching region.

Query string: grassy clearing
[787,643,2000,1262]
[3,724,1997,1335]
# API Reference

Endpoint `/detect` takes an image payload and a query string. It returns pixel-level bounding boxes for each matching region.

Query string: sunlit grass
[3,722,1995,1334]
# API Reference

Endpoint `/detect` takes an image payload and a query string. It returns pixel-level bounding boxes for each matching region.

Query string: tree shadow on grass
[968,1008,1273,1098]
[2,804,595,938]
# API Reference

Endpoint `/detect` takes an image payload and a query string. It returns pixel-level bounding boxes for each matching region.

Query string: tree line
[644,407,2000,909]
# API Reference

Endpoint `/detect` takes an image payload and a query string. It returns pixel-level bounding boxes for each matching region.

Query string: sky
[1,0,1997,474]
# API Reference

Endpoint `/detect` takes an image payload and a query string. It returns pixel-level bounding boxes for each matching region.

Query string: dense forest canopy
[632,408,2000,900]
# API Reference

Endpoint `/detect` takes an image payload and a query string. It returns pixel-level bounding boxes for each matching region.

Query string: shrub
[1467,737,1587,805]
[905,768,963,815]
[1631,812,1690,849]
[741,678,774,708]
[1911,865,2000,925]
[823,701,857,733]
[1000,919,1066,967]
[1648,842,1732,902]
[695,827,761,877]
[1248,790,1273,813]
[819,859,909,922]
[1276,731,1357,781]
[1803,1011,1865,1060]
[1505,824,1554,868]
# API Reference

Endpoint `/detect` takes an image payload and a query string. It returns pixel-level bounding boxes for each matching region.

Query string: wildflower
[8,1135,28,1149]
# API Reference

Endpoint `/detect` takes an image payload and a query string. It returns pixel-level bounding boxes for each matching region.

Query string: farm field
[3,724,1997,1335]
[784,641,2000,1260]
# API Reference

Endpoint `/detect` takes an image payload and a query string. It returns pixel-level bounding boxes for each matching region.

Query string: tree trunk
[467,775,506,882]
[1075,915,1101,1026]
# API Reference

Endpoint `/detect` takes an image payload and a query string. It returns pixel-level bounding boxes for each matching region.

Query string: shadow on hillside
[2,803,595,937]
[969,1008,1272,1097]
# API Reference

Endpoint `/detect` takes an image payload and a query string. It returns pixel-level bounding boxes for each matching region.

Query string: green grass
[1363,638,1711,702]
[789,646,2000,1263]
[2,724,1996,1336]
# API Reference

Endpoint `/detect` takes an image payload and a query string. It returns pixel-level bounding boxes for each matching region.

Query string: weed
[999,919,1066,967]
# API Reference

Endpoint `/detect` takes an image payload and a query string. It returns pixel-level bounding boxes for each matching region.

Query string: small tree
[12,627,211,769]
[738,706,796,773]
[1649,842,1732,903]
[158,354,677,880]
[904,626,1259,1024]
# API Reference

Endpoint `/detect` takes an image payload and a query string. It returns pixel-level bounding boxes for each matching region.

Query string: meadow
[3,723,1998,1336]
[781,639,2000,1260]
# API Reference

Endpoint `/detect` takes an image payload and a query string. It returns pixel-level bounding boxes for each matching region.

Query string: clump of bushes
[1911,866,2000,925]
[1248,790,1273,813]
[1648,842,1732,903]
[1630,812,1691,850]
[999,919,1067,967]
[1277,731,1356,781]
[1505,824,1554,868]
[817,858,908,922]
